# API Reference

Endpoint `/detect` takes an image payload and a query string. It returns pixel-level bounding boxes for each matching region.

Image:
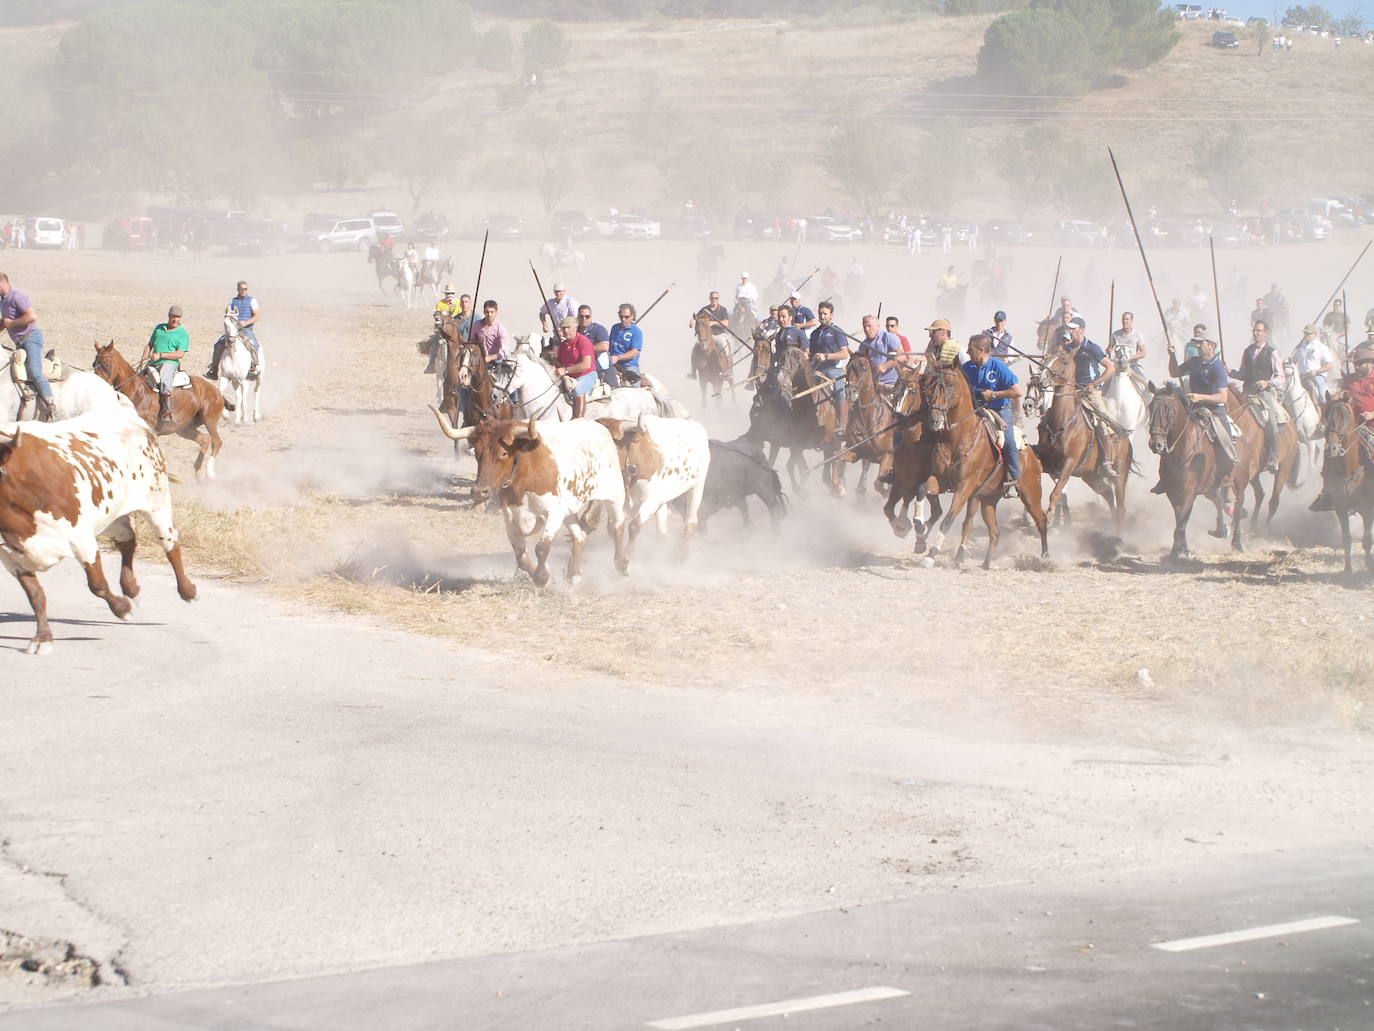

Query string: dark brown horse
[842,356,909,496]
[692,319,732,409]
[1231,389,1301,534]
[1037,351,1132,535]
[1145,384,1238,558]
[91,340,226,479]
[915,366,1050,568]
[1316,392,1374,573]
[438,317,512,430]
[746,345,842,497]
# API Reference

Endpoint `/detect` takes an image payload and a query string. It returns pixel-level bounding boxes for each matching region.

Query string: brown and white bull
[598,414,710,556]
[429,408,628,585]
[0,405,197,655]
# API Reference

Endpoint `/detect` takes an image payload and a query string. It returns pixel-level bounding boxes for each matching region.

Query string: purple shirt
[2,287,35,343]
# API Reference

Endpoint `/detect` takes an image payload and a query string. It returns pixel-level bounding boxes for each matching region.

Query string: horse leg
[1016,467,1051,557]
[884,480,913,537]
[1336,507,1354,575]
[980,500,1001,570]
[1232,480,1251,552]
[928,480,975,559]
[954,496,979,565]
[15,572,53,655]
[1171,491,1198,559]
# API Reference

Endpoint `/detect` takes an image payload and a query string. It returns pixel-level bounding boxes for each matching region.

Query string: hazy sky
[1223,1,1369,22]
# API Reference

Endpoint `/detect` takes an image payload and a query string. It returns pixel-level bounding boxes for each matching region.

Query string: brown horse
[882,367,938,536]
[746,345,842,496]
[1230,389,1301,534]
[1316,392,1374,573]
[1037,352,1132,535]
[692,320,732,409]
[842,356,909,496]
[916,366,1050,568]
[439,318,512,431]
[91,340,226,479]
[1145,384,1238,558]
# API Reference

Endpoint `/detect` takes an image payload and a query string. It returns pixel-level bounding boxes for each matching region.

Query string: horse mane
[775,346,807,403]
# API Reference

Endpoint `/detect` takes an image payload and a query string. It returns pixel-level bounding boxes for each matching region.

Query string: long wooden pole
[1209,236,1226,365]
[1341,288,1351,361]
[529,261,560,335]
[1108,278,1115,342]
[466,229,489,345]
[635,283,675,325]
[1309,240,1370,329]
[1046,255,1063,320]
[1108,148,1173,351]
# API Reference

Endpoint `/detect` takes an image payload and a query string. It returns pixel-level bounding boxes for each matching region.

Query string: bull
[598,414,710,557]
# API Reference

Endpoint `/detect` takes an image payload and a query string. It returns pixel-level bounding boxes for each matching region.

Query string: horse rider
[963,333,1024,493]
[1309,344,1374,512]
[885,315,911,353]
[1321,298,1349,350]
[936,265,960,296]
[1291,324,1337,403]
[757,303,808,399]
[809,300,850,436]
[734,272,759,320]
[1182,323,1212,361]
[472,299,512,368]
[687,290,730,380]
[1231,319,1287,472]
[1160,333,1236,491]
[0,271,53,420]
[759,305,781,335]
[553,316,598,418]
[788,292,818,332]
[925,318,961,370]
[206,280,261,380]
[421,241,440,282]
[434,283,462,320]
[142,304,190,428]
[985,310,1013,360]
[402,241,419,280]
[537,282,578,335]
[1064,317,1124,483]
[574,305,612,384]
[1110,311,1146,374]
[607,303,643,385]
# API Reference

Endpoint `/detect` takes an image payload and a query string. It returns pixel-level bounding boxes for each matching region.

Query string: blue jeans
[20,329,52,401]
[1003,422,1021,481]
[239,325,260,359]
[817,365,846,401]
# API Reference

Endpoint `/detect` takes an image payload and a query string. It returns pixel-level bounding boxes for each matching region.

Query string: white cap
[740,271,749,278]
[552,281,566,291]
[442,283,455,295]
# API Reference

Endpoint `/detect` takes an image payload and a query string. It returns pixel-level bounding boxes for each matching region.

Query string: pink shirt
[471,319,511,360]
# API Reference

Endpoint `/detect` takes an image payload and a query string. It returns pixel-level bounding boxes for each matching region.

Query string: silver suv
[309,217,378,252]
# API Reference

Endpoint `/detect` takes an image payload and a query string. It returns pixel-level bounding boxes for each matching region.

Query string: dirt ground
[1,233,1372,1006]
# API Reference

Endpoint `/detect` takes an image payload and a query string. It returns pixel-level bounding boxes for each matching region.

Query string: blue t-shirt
[774,326,808,353]
[1072,339,1108,387]
[792,305,816,325]
[861,330,902,385]
[963,356,1017,412]
[581,320,610,368]
[227,294,257,323]
[608,322,643,372]
[809,324,848,374]
[1178,355,1229,411]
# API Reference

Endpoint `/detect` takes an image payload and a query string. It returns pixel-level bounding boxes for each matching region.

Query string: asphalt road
[3,844,1370,1030]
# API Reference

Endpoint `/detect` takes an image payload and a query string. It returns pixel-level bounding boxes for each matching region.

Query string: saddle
[1193,408,1239,465]
[7,347,66,388]
[145,367,192,390]
[977,408,1027,450]
[1244,390,1291,426]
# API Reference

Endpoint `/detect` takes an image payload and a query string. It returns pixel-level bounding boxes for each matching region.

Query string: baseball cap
[168,304,183,317]
[559,316,578,329]
[993,310,1007,321]
[1069,316,1087,329]
[925,318,953,332]
[740,271,749,278]
[552,281,566,291]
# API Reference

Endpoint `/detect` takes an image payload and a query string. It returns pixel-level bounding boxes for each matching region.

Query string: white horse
[218,312,264,424]
[395,262,418,309]
[498,352,688,423]
[1281,359,1322,483]
[419,257,453,302]
[1103,366,1149,431]
[539,241,586,275]
[0,348,122,421]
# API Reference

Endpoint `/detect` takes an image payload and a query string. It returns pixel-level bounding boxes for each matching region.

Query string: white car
[807,215,863,242]
[22,217,65,249]
[596,213,661,239]
[369,210,404,239]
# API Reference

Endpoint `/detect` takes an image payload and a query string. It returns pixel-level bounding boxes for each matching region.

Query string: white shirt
[734,281,758,304]
[1111,328,1144,361]
[1290,338,1334,375]
[423,244,439,261]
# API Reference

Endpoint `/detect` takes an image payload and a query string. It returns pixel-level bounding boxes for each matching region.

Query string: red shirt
[894,332,911,353]
[1346,368,1374,416]
[556,332,596,378]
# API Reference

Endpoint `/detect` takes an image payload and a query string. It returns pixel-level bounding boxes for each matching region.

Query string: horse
[1102,356,1150,433]
[1280,358,1322,480]
[0,349,121,421]
[418,256,454,302]
[501,352,687,423]
[91,340,227,479]
[1316,392,1374,574]
[730,297,758,341]
[216,312,263,424]
[745,345,843,497]
[692,320,733,409]
[539,242,586,275]
[841,356,905,496]
[394,261,418,308]
[697,242,724,287]
[1037,354,1133,536]
[1231,387,1302,534]
[914,365,1050,568]
[367,245,399,294]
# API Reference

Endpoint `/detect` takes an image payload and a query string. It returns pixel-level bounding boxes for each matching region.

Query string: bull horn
[527,416,539,442]
[636,412,649,434]
[428,405,474,441]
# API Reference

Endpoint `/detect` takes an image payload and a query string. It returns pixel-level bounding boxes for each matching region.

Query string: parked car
[807,215,863,242]
[667,213,713,240]
[101,216,157,251]
[227,218,288,256]
[369,210,405,240]
[295,212,339,250]
[1055,219,1107,247]
[476,212,523,241]
[550,209,593,240]
[306,217,378,252]
[983,218,1034,245]
[732,210,777,240]
[414,211,450,243]
[1210,30,1240,47]
[21,217,65,249]
[596,212,660,239]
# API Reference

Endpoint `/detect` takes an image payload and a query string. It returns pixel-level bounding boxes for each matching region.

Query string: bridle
[91,349,145,393]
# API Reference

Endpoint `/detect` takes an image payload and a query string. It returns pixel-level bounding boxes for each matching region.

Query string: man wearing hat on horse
[964,333,1025,492]
[143,304,190,428]
[1065,317,1125,483]
[788,292,817,331]
[985,310,1013,360]
[1291,323,1337,403]
[1309,344,1374,512]
[434,283,462,320]
[734,271,759,319]
[925,318,961,370]
[538,282,578,335]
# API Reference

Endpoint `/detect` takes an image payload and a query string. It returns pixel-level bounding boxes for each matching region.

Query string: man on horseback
[734,272,758,319]
[553,316,597,418]
[434,284,462,320]
[985,310,1013,359]
[885,316,911,353]
[473,300,512,367]
[1291,324,1337,402]
[1232,319,1287,472]
[0,272,53,420]
[402,242,419,280]
[759,304,808,400]
[207,281,261,380]
[687,291,729,381]
[1110,311,1146,373]
[858,315,904,389]
[142,304,190,428]
[760,306,780,335]
[538,282,578,335]
[1322,299,1349,351]
[576,305,612,384]
[1065,317,1125,483]
[1310,347,1374,512]
[421,241,440,282]
[607,304,643,386]
[788,293,817,332]
[963,333,1024,491]
[1164,334,1236,480]
[925,318,962,370]
[809,301,850,436]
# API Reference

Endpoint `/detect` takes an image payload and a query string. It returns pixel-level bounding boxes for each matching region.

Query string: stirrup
[247,365,259,381]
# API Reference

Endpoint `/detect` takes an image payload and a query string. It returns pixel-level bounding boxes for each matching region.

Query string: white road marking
[1152,915,1360,952]
[646,986,910,1029]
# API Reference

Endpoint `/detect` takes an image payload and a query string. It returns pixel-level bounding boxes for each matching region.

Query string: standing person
[885,315,911,353]
[537,282,578,334]
[472,300,512,366]
[984,310,1014,359]
[607,303,643,384]
[687,290,730,381]
[963,333,1024,490]
[553,317,597,418]
[1231,320,1285,472]
[0,272,53,420]
[1110,311,1147,373]
[575,305,612,384]
[1064,317,1123,482]
[142,304,190,428]
[809,301,850,435]
[1290,324,1336,402]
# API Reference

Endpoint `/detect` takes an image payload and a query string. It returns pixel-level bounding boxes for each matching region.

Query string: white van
[23,217,66,249]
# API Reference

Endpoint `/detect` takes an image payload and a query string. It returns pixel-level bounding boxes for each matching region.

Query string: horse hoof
[918,556,935,569]
[1207,529,1228,539]
[25,639,52,656]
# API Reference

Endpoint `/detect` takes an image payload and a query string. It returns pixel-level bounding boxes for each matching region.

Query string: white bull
[599,414,710,557]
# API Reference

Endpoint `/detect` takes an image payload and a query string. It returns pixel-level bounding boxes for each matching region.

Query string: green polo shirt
[147,323,189,368]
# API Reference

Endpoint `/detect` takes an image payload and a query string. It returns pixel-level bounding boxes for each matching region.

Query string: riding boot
[247,361,259,381]
[1097,434,1119,482]
[1149,479,1168,495]
[35,395,56,423]
[836,402,849,442]
[206,338,225,380]
[157,391,173,427]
